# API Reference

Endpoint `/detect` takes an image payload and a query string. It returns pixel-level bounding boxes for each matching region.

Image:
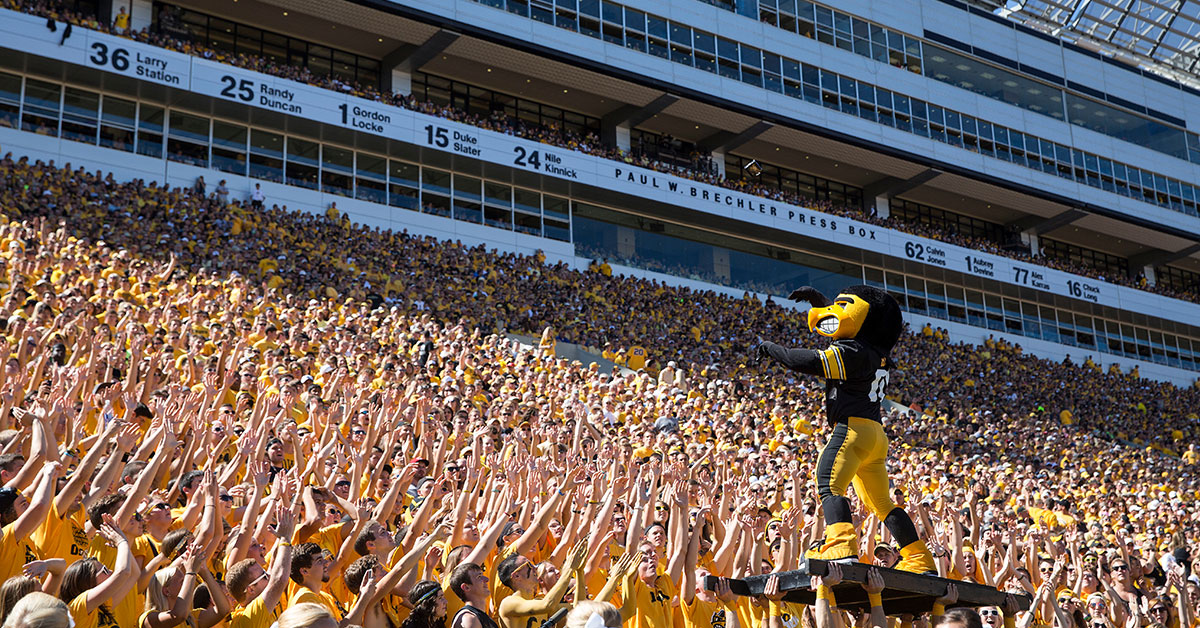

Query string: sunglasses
[1112,565,1129,571]
[980,610,1001,617]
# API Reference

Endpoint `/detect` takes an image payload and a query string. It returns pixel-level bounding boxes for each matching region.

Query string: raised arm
[83,517,136,615]
[259,505,297,613]
[500,539,588,618]
[12,461,61,540]
[756,342,825,376]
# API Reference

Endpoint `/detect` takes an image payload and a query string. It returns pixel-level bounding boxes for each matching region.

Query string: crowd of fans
[4,0,1199,306]
[0,152,1194,628]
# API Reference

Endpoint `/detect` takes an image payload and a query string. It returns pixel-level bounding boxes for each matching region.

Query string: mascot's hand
[787,287,831,308]
[749,342,768,366]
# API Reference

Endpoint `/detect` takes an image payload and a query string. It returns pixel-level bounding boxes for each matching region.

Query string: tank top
[452,605,500,628]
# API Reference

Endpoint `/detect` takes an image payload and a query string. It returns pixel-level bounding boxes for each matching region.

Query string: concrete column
[711,148,726,177]
[873,195,890,219]
[713,247,731,282]
[617,226,636,258]
[129,0,153,32]
[389,68,412,97]
[615,123,631,152]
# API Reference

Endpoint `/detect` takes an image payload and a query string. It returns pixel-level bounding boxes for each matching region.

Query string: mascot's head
[790,285,903,353]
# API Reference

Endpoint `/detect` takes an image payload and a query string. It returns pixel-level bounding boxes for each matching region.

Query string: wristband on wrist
[278,541,291,547]
[868,593,883,608]
[817,584,836,605]
[932,603,946,616]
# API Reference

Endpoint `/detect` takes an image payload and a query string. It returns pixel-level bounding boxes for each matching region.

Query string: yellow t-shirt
[682,595,736,628]
[69,594,120,628]
[0,520,40,583]
[229,596,282,628]
[627,346,647,371]
[628,574,677,628]
[289,585,344,619]
[33,501,89,562]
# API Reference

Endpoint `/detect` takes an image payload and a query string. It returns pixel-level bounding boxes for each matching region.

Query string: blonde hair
[144,566,197,628]
[1,592,70,628]
[0,575,37,623]
[565,601,621,628]
[276,602,337,628]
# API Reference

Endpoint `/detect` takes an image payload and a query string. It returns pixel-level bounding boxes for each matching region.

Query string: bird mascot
[757,285,935,573]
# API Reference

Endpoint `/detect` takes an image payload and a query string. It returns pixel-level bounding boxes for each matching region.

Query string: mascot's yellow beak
[807,293,871,339]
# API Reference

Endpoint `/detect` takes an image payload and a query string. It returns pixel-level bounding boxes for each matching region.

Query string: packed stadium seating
[0,151,1197,628]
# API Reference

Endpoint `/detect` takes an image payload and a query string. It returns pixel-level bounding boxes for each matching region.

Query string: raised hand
[611,549,638,579]
[714,577,736,603]
[815,561,843,588]
[272,504,296,541]
[566,537,589,572]
[97,514,127,547]
[22,560,51,579]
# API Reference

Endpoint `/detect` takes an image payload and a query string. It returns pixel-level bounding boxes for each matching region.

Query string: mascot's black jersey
[758,337,890,424]
[819,339,889,425]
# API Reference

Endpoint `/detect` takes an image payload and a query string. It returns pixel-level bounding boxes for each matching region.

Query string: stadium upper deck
[2,0,1200,383]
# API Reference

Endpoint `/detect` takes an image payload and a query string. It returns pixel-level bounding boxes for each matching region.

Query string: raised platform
[704,559,1031,615]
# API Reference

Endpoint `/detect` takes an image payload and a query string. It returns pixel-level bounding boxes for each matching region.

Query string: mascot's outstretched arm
[757,343,824,376]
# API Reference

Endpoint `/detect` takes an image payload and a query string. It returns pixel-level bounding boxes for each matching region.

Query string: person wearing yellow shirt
[1185,445,1199,465]
[62,521,137,628]
[626,346,647,371]
[226,511,296,628]
[496,540,587,628]
[682,574,740,628]
[681,506,739,628]
[288,543,345,619]
[0,461,60,583]
[625,543,679,628]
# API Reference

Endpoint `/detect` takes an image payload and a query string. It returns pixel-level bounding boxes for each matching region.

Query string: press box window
[249,129,284,182]
[388,160,420,210]
[21,79,60,137]
[167,110,209,167]
[99,96,136,152]
[211,122,248,175]
[61,88,100,144]
[136,104,164,159]
[286,137,320,190]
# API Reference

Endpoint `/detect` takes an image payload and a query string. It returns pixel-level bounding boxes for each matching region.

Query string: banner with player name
[1,8,1196,321]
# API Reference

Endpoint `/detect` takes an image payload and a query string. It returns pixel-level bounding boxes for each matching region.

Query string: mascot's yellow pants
[808,417,935,573]
[814,416,895,517]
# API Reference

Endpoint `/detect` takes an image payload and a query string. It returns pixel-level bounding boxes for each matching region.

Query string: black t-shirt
[452,605,500,628]
[821,339,889,424]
